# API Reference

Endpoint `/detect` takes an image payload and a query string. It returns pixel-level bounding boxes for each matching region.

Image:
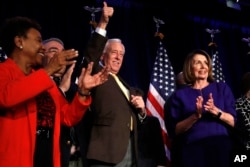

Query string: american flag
[212,51,225,82]
[146,41,176,166]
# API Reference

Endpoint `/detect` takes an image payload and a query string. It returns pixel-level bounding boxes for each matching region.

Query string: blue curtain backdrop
[1,0,250,98]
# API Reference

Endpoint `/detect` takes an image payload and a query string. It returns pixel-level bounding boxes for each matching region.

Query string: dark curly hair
[0,16,41,56]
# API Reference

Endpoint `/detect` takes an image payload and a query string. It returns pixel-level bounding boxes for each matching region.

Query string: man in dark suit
[77,2,147,167]
[42,37,78,167]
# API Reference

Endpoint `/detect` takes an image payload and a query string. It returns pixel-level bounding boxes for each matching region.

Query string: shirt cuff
[95,27,107,37]
[138,109,147,122]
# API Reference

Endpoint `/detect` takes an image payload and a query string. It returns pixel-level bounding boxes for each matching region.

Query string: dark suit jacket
[137,116,167,167]
[81,32,141,165]
[75,32,109,167]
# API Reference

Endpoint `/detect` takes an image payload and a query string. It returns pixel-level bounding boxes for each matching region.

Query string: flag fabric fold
[146,40,176,166]
[212,51,225,82]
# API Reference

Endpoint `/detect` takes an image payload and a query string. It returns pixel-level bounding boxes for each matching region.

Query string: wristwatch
[217,109,222,119]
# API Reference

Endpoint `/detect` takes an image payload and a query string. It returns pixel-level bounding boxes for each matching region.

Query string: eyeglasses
[45,48,59,54]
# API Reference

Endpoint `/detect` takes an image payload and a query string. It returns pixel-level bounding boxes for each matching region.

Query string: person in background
[233,72,250,152]
[43,38,77,99]
[0,16,108,167]
[166,49,236,167]
[137,113,167,167]
[175,71,188,89]
[43,37,80,167]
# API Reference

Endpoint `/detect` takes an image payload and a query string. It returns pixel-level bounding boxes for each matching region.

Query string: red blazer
[0,59,91,167]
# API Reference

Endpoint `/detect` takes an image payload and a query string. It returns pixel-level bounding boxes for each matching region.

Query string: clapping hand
[204,93,218,115]
[78,62,109,95]
[59,64,75,93]
[195,96,203,118]
[44,49,78,76]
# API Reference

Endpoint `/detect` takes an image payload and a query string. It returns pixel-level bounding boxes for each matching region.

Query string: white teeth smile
[38,53,44,57]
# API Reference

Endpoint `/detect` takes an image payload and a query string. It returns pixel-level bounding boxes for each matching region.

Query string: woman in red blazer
[0,16,108,167]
